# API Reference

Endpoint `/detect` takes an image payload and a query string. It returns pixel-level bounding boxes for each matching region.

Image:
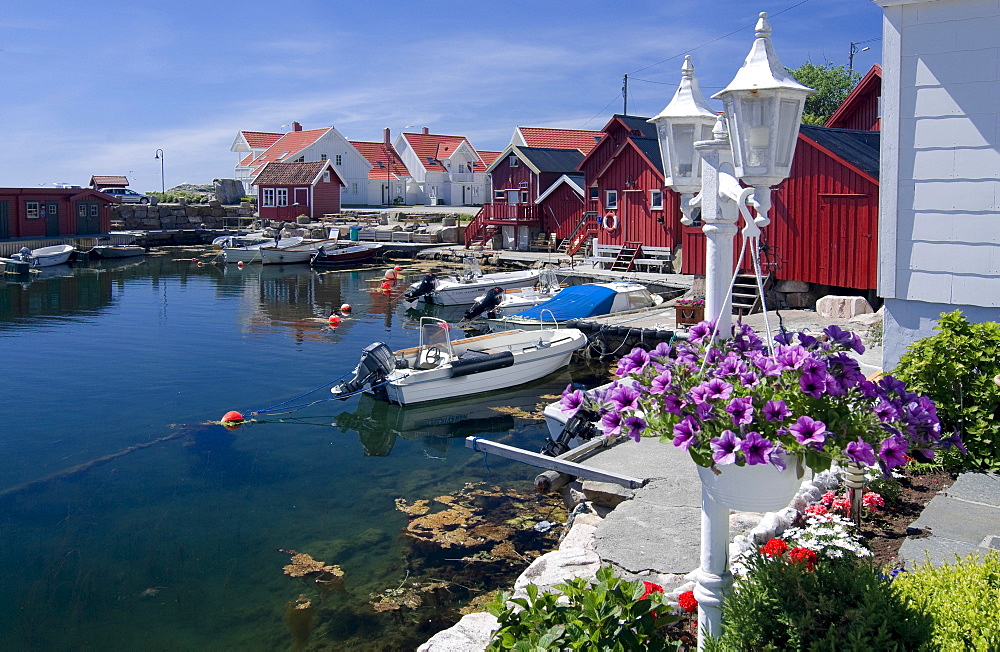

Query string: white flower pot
[697,456,807,512]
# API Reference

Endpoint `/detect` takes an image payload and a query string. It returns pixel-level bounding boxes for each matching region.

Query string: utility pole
[849,37,880,72]
[622,74,628,115]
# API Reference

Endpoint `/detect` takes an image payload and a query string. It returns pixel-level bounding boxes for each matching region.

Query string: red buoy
[393,265,403,272]
[340,303,351,314]
[328,314,341,328]
[221,410,244,430]
[191,258,199,262]
[381,281,391,290]
[237,261,244,269]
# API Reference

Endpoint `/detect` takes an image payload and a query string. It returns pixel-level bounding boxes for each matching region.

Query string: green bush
[148,190,212,204]
[893,551,1000,651]
[485,565,681,651]
[893,311,1000,470]
[706,552,932,651]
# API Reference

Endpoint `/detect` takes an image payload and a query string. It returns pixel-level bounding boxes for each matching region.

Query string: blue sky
[0,0,883,191]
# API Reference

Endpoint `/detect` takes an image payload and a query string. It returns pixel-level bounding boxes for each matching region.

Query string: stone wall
[111,201,256,230]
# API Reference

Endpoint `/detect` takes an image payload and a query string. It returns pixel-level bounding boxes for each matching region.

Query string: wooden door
[0,201,8,238]
[45,202,59,236]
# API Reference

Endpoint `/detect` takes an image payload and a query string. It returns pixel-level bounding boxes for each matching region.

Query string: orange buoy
[328,314,341,328]
[221,410,244,430]
[394,265,403,272]
[340,303,351,314]
[384,269,397,280]
[237,261,244,268]
[381,288,390,295]
[380,281,392,290]
[197,262,205,267]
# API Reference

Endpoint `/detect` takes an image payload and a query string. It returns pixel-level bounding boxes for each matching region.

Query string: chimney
[383,127,391,146]
[291,121,302,132]
[422,126,429,135]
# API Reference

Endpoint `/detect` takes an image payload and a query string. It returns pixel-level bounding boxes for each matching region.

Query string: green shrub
[893,551,1000,651]
[706,551,932,651]
[485,565,681,651]
[893,311,1000,470]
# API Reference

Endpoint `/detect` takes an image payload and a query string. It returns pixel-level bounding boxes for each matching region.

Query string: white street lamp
[652,12,814,650]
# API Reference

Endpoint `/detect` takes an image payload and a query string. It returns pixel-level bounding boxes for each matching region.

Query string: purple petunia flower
[559,385,585,417]
[762,399,792,422]
[704,378,734,401]
[624,415,647,442]
[616,347,650,376]
[601,410,623,437]
[846,437,877,466]
[694,402,717,422]
[874,400,900,422]
[788,415,828,448]
[726,396,754,425]
[688,319,717,345]
[649,370,673,394]
[651,341,672,361]
[608,384,641,411]
[878,435,909,469]
[768,447,789,472]
[823,324,865,355]
[661,393,684,415]
[672,416,699,451]
[799,371,827,399]
[740,431,774,465]
[711,429,742,465]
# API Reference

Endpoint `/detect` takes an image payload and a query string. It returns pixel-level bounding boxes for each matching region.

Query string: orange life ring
[602,214,619,231]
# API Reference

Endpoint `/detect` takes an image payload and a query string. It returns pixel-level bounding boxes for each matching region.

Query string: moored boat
[259,237,341,265]
[90,244,146,259]
[222,236,303,264]
[310,242,383,267]
[331,317,587,405]
[485,281,663,331]
[403,257,542,306]
[10,244,76,267]
[463,267,564,320]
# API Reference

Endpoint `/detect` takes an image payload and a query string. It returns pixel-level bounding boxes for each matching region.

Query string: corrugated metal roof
[515,147,585,174]
[799,125,880,180]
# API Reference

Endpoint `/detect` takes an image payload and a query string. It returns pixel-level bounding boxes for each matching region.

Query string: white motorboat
[211,231,268,249]
[222,236,303,264]
[10,244,76,267]
[90,244,145,259]
[331,317,588,405]
[485,281,663,332]
[403,257,542,306]
[463,267,564,320]
[259,237,341,265]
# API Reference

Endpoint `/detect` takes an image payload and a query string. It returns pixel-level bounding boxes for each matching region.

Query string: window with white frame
[323,170,331,183]
[276,188,288,206]
[650,189,664,210]
[351,182,358,193]
[519,181,528,188]
[520,191,529,203]
[320,154,328,161]
[335,154,343,165]
[494,190,504,200]
[26,201,39,218]
[589,187,599,201]
[605,190,618,210]
[263,189,275,206]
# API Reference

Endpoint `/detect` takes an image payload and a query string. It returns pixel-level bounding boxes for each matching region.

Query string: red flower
[789,547,818,572]
[640,581,664,600]
[677,590,698,613]
[832,497,851,514]
[820,490,837,506]
[805,504,828,516]
[862,491,884,510]
[760,538,788,557]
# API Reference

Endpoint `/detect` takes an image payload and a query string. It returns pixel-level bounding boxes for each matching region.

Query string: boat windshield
[418,317,454,356]
[538,267,559,293]
[461,257,483,281]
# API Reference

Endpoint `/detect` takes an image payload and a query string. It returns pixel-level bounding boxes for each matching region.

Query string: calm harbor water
[0,253,604,650]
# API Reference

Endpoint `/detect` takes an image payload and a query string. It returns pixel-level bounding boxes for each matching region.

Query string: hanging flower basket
[675,298,705,327]
[697,451,806,511]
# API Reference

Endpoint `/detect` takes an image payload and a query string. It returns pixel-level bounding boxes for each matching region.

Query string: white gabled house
[876,0,1000,368]
[231,121,371,207]
[350,129,416,206]
[393,128,490,206]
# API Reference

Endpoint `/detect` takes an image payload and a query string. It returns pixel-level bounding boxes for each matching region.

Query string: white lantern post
[652,12,813,649]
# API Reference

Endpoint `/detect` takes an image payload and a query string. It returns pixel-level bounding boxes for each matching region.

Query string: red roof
[517,127,603,155]
[90,175,128,187]
[241,131,283,149]
[253,160,342,186]
[249,127,333,173]
[350,141,411,180]
[400,132,486,172]
[478,150,502,168]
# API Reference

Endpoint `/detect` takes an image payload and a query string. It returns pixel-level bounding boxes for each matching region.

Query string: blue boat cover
[512,284,617,321]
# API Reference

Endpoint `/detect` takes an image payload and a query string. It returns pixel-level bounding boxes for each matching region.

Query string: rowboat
[310,242,383,267]
[222,236,303,264]
[331,317,587,405]
[485,281,663,331]
[402,257,542,306]
[10,244,76,267]
[90,244,146,259]
[259,237,342,265]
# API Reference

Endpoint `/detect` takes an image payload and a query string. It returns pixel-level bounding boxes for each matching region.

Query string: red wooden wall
[537,183,585,238]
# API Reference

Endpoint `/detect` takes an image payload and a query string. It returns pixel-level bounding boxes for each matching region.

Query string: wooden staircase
[610,242,643,272]
[731,273,771,316]
[560,212,599,256]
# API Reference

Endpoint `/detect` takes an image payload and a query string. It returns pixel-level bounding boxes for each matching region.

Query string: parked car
[101,188,151,204]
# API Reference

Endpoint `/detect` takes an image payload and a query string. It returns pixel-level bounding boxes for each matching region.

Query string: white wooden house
[393,128,490,205]
[876,0,1000,368]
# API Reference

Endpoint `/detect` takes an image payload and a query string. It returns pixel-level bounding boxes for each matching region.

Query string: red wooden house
[252,160,345,222]
[576,114,683,255]
[680,66,882,304]
[466,146,584,249]
[535,174,587,243]
[0,188,113,239]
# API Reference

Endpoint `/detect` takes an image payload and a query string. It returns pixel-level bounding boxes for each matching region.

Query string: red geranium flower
[789,547,818,572]
[805,504,828,516]
[760,538,788,557]
[640,581,664,600]
[820,490,837,506]
[677,590,698,613]
[832,497,851,514]
[863,491,885,510]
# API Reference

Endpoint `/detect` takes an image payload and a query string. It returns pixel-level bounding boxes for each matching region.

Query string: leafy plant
[485,565,681,651]
[787,61,861,124]
[708,549,933,650]
[674,297,705,308]
[893,311,1000,470]
[893,551,1000,651]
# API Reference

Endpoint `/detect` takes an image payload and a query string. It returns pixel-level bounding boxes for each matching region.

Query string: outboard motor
[331,342,397,399]
[11,247,32,262]
[541,403,602,457]
[403,274,436,301]
[463,287,505,321]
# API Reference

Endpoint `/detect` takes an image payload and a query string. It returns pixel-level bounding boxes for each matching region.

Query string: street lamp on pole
[154,149,165,194]
[651,12,813,648]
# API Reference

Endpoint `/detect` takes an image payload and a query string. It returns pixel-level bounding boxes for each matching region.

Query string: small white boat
[211,231,269,249]
[259,236,341,265]
[222,236,303,264]
[10,244,76,267]
[485,281,663,331]
[90,244,146,259]
[464,267,564,320]
[332,317,588,405]
[403,257,542,306]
